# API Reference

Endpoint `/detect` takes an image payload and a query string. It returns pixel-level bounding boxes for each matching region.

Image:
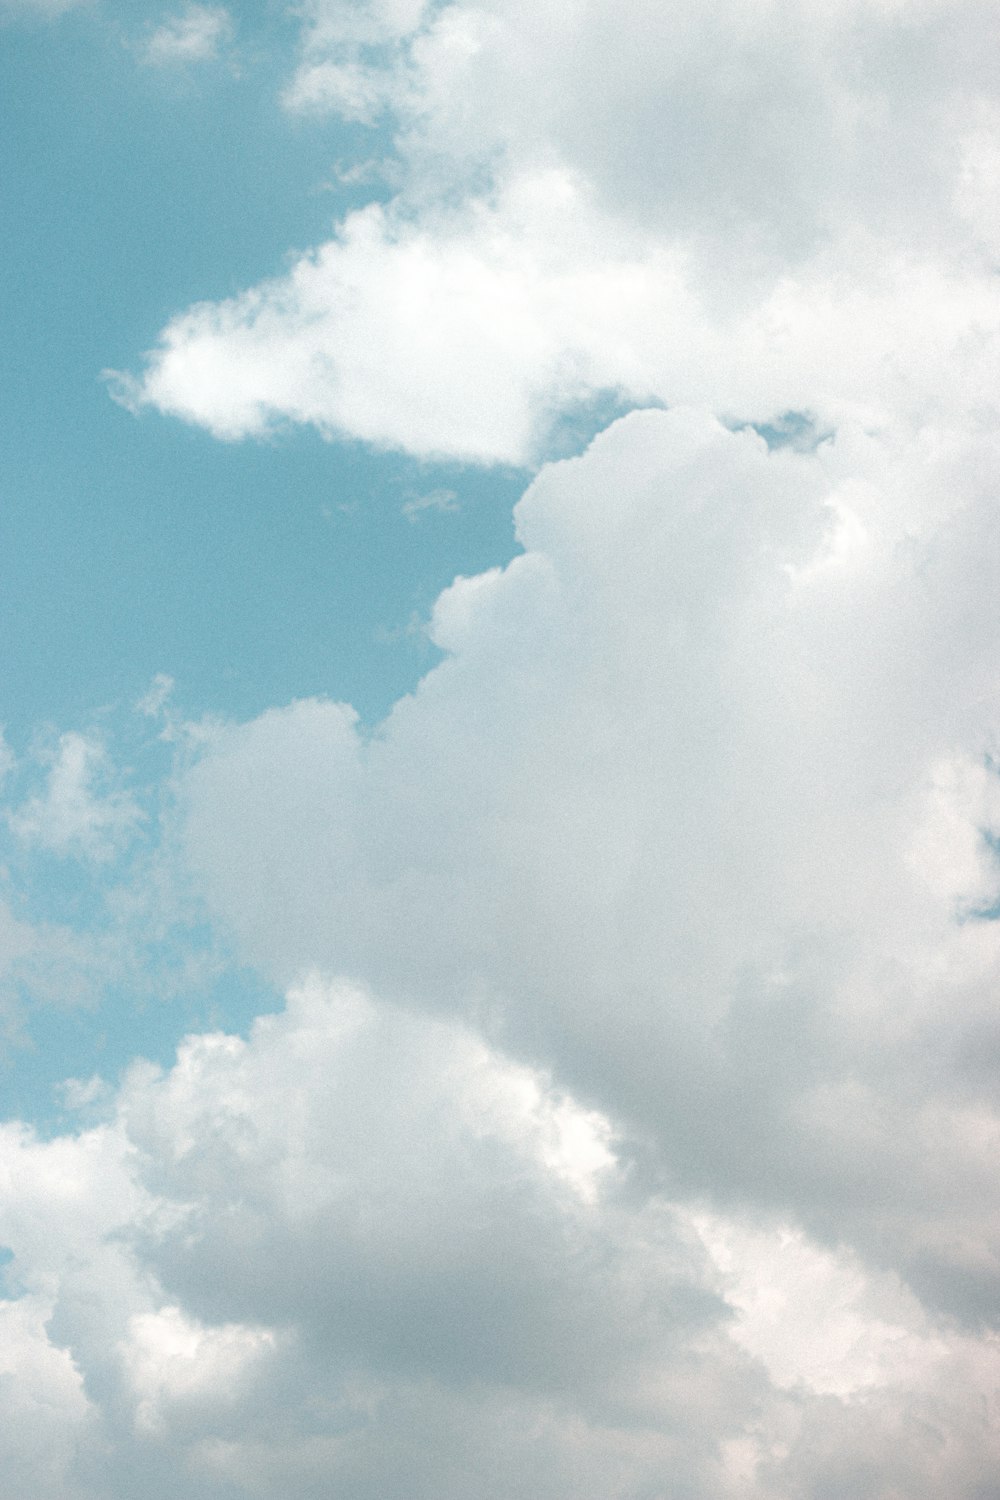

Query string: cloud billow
[118,0,1000,463]
[180,408,1000,1334]
[7,1,1000,1494]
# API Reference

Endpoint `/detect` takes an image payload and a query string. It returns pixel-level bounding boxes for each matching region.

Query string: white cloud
[123,1305,276,1437]
[9,731,142,862]
[140,4,232,67]
[178,408,1000,1342]
[0,1294,92,1500]
[693,1211,945,1397]
[116,171,1000,465]
[67,2,1000,1491]
[3,975,999,1498]
[0,979,735,1496]
[119,0,1000,464]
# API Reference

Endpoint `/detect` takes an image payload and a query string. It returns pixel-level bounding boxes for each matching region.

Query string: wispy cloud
[8,731,142,862]
[401,487,459,522]
[140,3,232,66]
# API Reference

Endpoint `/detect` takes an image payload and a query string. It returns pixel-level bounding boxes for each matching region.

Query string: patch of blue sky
[1,957,283,1136]
[0,2,527,740]
[1,2,680,1139]
[745,410,834,453]
[0,707,170,922]
[0,416,526,737]
[539,387,664,465]
[0,2,539,1129]
[0,698,288,1125]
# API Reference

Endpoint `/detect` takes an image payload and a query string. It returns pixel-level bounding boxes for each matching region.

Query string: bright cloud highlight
[120,0,1000,463]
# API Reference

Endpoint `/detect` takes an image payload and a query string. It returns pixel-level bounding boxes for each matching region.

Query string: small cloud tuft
[401,487,460,523]
[136,673,175,720]
[8,731,142,862]
[140,4,232,67]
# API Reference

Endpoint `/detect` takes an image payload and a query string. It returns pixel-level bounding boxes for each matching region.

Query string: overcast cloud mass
[4,0,1000,1495]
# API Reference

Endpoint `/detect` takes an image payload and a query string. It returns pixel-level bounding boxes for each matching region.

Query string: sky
[2,0,1000,1496]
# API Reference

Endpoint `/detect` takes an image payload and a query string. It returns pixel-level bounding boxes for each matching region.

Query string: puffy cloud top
[181,409,1000,1335]
[119,0,1000,462]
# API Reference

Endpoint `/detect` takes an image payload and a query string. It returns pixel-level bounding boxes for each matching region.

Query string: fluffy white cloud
[0,1294,92,1500]
[119,0,1000,463]
[117,169,1000,464]
[63,2,1000,1491]
[3,975,999,1498]
[0,979,734,1497]
[179,408,1000,1341]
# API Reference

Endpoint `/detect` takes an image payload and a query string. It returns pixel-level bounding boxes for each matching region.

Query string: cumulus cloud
[30,1,1000,1492]
[118,0,1000,463]
[3,976,999,1498]
[116,169,1000,465]
[0,979,734,1497]
[179,408,1000,1342]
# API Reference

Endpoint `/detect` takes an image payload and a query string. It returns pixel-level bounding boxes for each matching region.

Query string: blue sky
[4,3,1000,1497]
[2,1,528,1118]
[1,6,526,740]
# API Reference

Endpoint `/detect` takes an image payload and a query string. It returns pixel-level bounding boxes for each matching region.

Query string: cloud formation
[180,408,1000,1339]
[4,976,1000,1498]
[120,0,1000,462]
[10,1,1000,1493]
